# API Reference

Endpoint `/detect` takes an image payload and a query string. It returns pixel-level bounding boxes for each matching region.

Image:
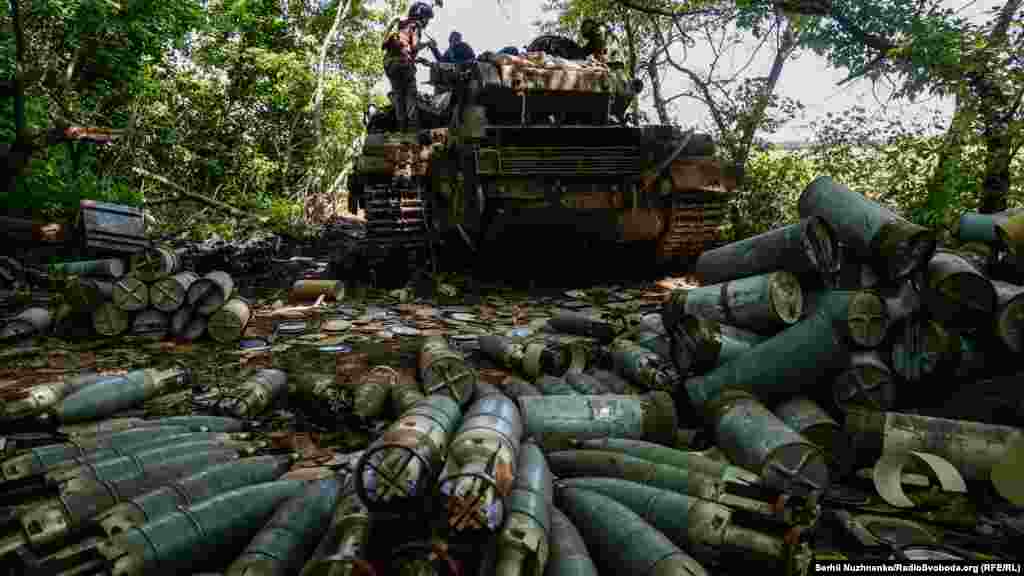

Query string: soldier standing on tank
[578,19,608,62]
[382,2,443,132]
[441,31,476,63]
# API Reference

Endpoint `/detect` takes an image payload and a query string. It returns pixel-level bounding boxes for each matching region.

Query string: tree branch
[614,0,719,19]
[133,166,251,218]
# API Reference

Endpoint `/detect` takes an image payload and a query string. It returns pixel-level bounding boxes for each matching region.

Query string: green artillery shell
[993,280,1024,353]
[546,505,598,576]
[50,259,126,279]
[832,351,895,413]
[882,280,921,329]
[58,415,245,437]
[391,371,426,415]
[887,316,958,383]
[556,487,708,576]
[301,483,371,576]
[112,275,149,312]
[352,366,397,420]
[418,336,477,408]
[695,216,839,287]
[1,372,116,422]
[667,315,766,376]
[49,438,245,491]
[0,306,51,340]
[495,441,553,576]
[586,370,629,394]
[130,246,183,283]
[564,373,608,395]
[547,313,618,342]
[96,455,296,539]
[500,376,542,399]
[685,291,885,408]
[96,479,306,576]
[806,289,889,348]
[289,280,344,303]
[225,478,342,576]
[208,298,251,343]
[168,305,192,337]
[19,447,240,549]
[479,334,528,374]
[2,425,192,482]
[707,391,830,499]
[798,176,937,281]
[633,331,671,359]
[92,301,131,336]
[995,212,1024,270]
[182,314,208,342]
[519,393,676,452]
[536,375,579,396]
[54,367,191,424]
[546,450,723,502]
[575,438,761,487]
[845,408,1024,482]
[188,270,235,316]
[922,250,996,329]
[956,208,1024,244]
[438,386,522,533]
[150,271,199,312]
[355,394,462,513]
[666,271,804,335]
[225,369,288,419]
[609,339,676,391]
[774,396,853,479]
[131,309,169,339]
[556,479,788,564]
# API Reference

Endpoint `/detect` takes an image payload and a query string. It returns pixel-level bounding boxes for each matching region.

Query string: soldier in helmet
[382,2,443,132]
[578,19,607,62]
[441,31,476,63]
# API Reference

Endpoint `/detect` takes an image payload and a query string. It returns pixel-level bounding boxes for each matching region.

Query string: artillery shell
[54,367,190,424]
[131,309,169,340]
[556,487,709,576]
[182,314,208,342]
[57,415,244,437]
[774,396,853,478]
[96,455,296,539]
[547,313,618,342]
[519,393,676,452]
[665,271,803,336]
[129,246,183,283]
[956,208,1024,244]
[19,447,241,549]
[695,216,839,286]
[50,259,126,279]
[208,298,251,343]
[224,369,288,419]
[499,376,542,399]
[112,275,149,312]
[418,336,477,408]
[226,478,342,576]
[887,316,958,383]
[438,388,523,533]
[97,479,306,576]
[352,366,397,420]
[798,176,937,281]
[1,372,116,423]
[546,505,598,576]
[575,438,761,486]
[586,370,629,394]
[633,331,671,359]
[993,280,1024,353]
[92,301,131,336]
[495,441,553,576]
[188,270,235,315]
[666,314,765,376]
[0,307,51,340]
[546,450,724,502]
[479,334,527,373]
[300,483,371,576]
[922,250,996,329]
[832,351,895,413]
[564,372,608,395]
[882,280,921,329]
[354,394,462,512]
[845,408,1024,482]
[609,339,676,391]
[556,478,792,566]
[535,375,579,396]
[804,289,888,348]
[708,391,830,499]
[150,271,199,312]
[289,280,344,303]
[391,371,426,416]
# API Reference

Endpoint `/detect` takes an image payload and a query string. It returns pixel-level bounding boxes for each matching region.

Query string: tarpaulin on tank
[474,54,631,95]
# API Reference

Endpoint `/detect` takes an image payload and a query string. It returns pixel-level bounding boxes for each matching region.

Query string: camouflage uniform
[383,18,424,132]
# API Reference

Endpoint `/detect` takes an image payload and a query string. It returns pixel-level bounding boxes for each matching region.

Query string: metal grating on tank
[363,179,430,269]
[657,190,731,263]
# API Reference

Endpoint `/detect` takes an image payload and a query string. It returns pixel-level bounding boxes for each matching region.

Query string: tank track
[656,189,731,265]
[361,177,431,273]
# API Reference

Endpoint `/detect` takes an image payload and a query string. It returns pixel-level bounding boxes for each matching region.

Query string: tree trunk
[979,127,1013,213]
[646,58,670,125]
[923,96,973,213]
[623,9,641,122]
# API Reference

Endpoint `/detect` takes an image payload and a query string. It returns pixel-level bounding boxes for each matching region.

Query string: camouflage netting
[476,54,631,95]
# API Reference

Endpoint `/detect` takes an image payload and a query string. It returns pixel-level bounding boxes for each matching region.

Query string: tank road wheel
[656,191,731,272]
[363,177,431,287]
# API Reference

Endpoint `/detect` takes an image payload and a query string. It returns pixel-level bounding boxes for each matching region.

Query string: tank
[347,38,735,278]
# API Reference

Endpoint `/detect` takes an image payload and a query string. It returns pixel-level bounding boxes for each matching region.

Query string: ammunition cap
[97,502,149,538]
[21,501,70,548]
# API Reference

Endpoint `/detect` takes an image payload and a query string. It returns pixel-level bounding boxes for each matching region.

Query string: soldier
[382,2,443,132]
[441,31,476,63]
[577,19,608,62]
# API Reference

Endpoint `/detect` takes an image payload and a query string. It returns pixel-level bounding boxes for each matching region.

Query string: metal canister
[956,208,1024,244]
[418,336,477,408]
[208,298,251,343]
[993,280,1024,353]
[131,310,169,339]
[169,305,192,337]
[518,392,676,452]
[182,315,208,342]
[112,275,149,312]
[922,250,996,330]
[289,280,344,302]
[50,259,126,279]
[130,246,184,283]
[832,351,895,413]
[188,270,235,315]
[1,307,52,340]
[774,396,853,478]
[665,271,804,335]
[150,271,200,312]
